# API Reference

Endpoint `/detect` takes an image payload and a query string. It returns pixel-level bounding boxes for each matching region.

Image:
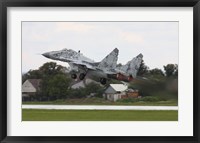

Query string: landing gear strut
[100,78,107,85]
[79,73,86,80]
[71,73,77,79]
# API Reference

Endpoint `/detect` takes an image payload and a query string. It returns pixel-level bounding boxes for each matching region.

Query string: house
[104,84,140,102]
[104,84,128,102]
[71,78,101,89]
[22,79,41,101]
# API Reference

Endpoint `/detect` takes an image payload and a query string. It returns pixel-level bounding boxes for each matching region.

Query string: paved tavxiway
[22,105,178,110]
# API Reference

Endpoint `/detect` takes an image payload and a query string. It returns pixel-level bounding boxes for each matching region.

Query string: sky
[22,22,178,73]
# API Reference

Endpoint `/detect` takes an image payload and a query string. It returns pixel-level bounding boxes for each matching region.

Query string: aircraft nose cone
[42,52,50,58]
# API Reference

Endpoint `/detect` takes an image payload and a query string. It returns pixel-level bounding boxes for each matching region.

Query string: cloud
[56,22,95,32]
[22,22,178,72]
[31,32,51,41]
[119,31,144,44]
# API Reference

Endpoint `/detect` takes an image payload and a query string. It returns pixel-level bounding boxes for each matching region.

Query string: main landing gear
[71,73,77,79]
[71,73,107,85]
[79,73,86,80]
[71,73,86,80]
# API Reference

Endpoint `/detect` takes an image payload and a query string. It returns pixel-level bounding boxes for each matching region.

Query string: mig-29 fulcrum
[42,48,143,85]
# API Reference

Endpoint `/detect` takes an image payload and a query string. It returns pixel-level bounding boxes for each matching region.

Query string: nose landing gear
[71,72,87,80]
[71,73,77,79]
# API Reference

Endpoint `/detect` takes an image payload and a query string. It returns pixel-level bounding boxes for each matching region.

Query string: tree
[137,60,149,76]
[40,74,72,100]
[174,64,178,77]
[38,62,72,100]
[163,64,178,77]
[22,62,67,83]
[39,62,65,76]
[23,62,72,101]
[84,82,104,98]
[22,69,42,83]
[149,68,164,76]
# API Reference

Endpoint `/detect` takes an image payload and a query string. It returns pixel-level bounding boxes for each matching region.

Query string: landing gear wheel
[100,78,107,85]
[71,74,77,79]
[79,73,86,80]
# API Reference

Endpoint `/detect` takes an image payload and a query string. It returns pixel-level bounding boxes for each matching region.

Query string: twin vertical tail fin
[98,48,119,70]
[119,53,143,78]
[97,49,143,78]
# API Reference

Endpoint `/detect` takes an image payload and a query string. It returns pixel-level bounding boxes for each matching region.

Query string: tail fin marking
[98,48,119,70]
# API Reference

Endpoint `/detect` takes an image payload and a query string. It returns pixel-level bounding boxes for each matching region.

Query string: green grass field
[22,109,178,121]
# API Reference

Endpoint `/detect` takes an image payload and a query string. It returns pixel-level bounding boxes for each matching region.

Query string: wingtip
[137,53,143,58]
[114,47,119,53]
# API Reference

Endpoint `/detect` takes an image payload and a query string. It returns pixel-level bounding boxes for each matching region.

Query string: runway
[22,105,178,110]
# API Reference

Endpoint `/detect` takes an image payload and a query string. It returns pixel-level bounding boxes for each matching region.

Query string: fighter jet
[42,48,143,85]
[42,48,118,84]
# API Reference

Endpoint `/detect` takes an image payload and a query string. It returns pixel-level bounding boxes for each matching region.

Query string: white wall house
[104,84,128,102]
[22,79,41,98]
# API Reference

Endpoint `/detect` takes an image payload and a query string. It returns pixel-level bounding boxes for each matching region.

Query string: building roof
[27,79,41,90]
[109,84,128,92]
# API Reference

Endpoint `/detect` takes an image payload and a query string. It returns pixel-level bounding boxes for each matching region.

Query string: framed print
[0,0,199,142]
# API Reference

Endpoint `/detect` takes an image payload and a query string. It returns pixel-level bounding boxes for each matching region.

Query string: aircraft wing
[70,60,118,74]
[70,61,97,70]
[97,68,117,75]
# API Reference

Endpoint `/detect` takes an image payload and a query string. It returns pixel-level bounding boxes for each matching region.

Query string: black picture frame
[0,0,199,142]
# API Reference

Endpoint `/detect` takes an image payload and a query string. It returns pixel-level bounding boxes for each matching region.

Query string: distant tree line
[128,60,178,100]
[23,61,178,101]
[136,60,178,78]
[22,62,104,101]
